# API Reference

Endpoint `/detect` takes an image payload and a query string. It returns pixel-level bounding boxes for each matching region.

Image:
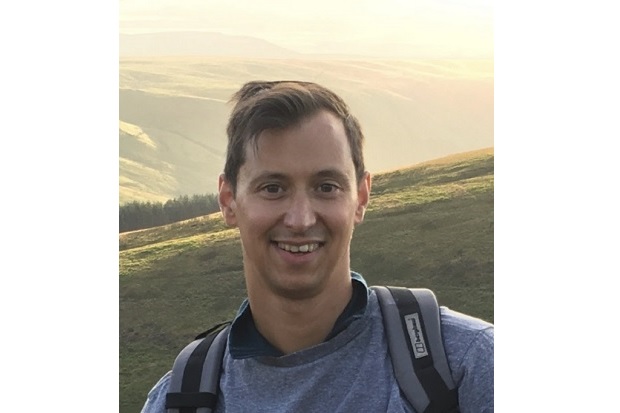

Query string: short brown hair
[224,81,366,195]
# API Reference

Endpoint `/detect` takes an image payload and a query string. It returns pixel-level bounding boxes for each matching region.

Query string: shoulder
[440,307,494,369]
[440,308,494,412]
[440,307,494,341]
[140,371,171,413]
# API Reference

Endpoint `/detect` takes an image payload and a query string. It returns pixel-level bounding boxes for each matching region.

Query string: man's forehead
[253,110,344,142]
[238,142,355,184]
[250,114,349,152]
[238,157,356,182]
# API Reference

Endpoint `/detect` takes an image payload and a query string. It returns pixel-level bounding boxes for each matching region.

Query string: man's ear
[354,171,371,224]
[218,174,237,227]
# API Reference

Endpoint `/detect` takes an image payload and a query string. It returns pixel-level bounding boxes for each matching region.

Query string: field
[119,147,494,413]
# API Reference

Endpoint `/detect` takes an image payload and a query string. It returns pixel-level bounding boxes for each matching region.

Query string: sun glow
[119,0,492,58]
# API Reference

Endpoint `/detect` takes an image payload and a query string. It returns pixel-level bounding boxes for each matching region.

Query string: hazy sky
[119,0,493,58]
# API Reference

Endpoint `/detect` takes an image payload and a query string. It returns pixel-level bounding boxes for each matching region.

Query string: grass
[119,147,493,413]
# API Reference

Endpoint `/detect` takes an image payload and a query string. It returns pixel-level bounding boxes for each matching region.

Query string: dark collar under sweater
[228,272,370,360]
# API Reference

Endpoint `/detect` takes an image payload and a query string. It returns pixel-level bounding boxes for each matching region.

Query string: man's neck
[247,276,353,355]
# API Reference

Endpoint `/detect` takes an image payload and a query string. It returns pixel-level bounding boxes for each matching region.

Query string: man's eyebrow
[248,172,289,188]
[247,170,352,188]
[315,169,352,188]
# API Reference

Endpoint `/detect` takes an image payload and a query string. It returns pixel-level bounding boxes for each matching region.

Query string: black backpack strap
[373,286,459,413]
[165,322,231,413]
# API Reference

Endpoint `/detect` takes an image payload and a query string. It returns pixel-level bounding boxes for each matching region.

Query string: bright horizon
[119,0,493,58]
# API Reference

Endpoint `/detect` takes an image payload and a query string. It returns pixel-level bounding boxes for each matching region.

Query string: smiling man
[140,81,494,413]
[220,106,370,354]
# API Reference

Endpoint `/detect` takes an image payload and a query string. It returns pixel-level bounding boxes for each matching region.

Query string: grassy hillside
[120,57,493,202]
[119,148,494,413]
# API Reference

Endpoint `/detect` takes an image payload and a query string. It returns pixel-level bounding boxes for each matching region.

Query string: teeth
[277,242,319,253]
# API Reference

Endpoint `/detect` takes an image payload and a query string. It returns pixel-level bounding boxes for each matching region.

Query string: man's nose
[283,192,316,232]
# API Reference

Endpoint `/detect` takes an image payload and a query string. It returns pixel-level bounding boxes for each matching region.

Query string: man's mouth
[276,242,321,253]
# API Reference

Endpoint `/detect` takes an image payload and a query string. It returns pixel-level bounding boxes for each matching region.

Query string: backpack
[164,286,459,413]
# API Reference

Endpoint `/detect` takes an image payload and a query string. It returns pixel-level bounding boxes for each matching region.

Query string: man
[140,81,494,412]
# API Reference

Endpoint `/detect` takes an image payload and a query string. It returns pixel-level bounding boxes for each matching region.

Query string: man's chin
[268,275,326,300]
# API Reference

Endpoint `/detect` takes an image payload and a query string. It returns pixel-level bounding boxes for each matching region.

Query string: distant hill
[120,32,301,58]
[119,148,494,413]
[119,57,493,204]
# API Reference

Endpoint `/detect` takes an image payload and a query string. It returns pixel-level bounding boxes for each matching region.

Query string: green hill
[119,147,494,413]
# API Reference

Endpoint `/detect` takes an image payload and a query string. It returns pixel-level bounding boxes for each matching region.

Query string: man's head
[218,81,371,300]
[224,81,366,196]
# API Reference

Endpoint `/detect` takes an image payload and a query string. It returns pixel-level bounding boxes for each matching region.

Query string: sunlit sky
[119,0,493,58]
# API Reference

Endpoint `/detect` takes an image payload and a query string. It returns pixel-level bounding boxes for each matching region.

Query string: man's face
[219,110,370,300]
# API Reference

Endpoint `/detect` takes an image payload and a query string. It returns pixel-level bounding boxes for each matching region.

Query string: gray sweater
[140,288,493,413]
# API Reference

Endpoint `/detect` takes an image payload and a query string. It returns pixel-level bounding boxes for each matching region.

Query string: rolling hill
[120,32,302,58]
[119,57,493,204]
[119,147,494,413]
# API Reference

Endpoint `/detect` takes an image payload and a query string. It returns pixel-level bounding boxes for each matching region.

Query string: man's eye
[262,184,282,194]
[319,183,338,193]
